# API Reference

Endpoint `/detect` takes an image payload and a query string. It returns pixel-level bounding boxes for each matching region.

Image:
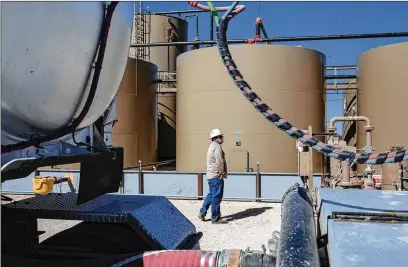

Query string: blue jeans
[199,177,224,221]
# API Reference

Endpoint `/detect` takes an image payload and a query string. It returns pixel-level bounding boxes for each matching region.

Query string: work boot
[211,218,228,224]
[198,213,205,221]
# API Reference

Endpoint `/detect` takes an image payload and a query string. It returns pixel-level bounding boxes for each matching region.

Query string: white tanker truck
[1,1,133,192]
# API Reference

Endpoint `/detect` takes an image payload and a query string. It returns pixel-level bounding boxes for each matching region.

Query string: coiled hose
[191,1,408,165]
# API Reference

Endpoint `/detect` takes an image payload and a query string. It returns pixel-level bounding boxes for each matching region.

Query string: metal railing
[2,166,323,203]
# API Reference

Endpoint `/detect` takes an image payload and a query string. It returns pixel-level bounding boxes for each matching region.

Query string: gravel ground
[5,195,281,251]
[171,199,281,251]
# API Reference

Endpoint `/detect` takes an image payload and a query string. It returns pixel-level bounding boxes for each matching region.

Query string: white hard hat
[210,128,223,139]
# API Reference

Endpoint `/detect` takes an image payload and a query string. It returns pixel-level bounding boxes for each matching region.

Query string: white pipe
[328,116,371,129]
[327,116,373,154]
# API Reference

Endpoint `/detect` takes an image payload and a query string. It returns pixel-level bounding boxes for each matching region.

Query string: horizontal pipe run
[130,31,408,47]
[152,9,208,15]
[326,65,357,70]
[36,168,324,176]
[326,88,357,91]
[325,75,357,80]
[124,159,176,170]
[329,116,371,129]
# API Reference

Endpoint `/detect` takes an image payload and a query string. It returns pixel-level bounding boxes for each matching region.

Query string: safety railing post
[138,160,144,194]
[198,173,203,200]
[256,162,261,202]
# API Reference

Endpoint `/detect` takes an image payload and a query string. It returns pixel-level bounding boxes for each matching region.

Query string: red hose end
[188,1,198,7]
[140,250,217,267]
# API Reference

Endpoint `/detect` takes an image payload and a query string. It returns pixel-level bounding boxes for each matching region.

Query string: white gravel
[6,195,281,251]
[171,199,281,251]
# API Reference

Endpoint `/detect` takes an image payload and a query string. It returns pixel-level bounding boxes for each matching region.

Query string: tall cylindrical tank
[112,58,158,168]
[157,93,177,160]
[1,2,133,146]
[357,42,408,188]
[143,14,188,76]
[131,14,188,161]
[176,45,326,173]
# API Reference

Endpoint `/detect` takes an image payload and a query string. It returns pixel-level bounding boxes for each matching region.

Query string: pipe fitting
[255,17,263,24]
[327,125,337,133]
[364,124,374,131]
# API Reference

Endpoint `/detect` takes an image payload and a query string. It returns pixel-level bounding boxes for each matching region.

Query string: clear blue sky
[139,1,408,134]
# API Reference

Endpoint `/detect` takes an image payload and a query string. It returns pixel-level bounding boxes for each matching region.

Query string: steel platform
[3,193,199,250]
[317,188,408,267]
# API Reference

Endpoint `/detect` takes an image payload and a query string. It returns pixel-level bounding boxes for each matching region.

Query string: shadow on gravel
[222,207,273,222]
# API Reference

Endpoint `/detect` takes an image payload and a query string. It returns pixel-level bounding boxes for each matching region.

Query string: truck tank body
[1,2,133,146]
[357,42,408,189]
[112,58,158,168]
[176,45,326,173]
[130,14,188,162]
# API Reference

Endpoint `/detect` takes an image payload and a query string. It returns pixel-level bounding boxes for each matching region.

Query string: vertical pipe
[195,15,199,40]
[138,160,144,194]
[342,161,351,182]
[276,184,320,267]
[308,125,314,191]
[255,23,261,38]
[365,130,372,153]
[198,173,204,200]
[209,13,214,46]
[256,162,261,202]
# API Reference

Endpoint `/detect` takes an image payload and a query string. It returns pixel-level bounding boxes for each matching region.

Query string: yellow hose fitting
[32,176,55,195]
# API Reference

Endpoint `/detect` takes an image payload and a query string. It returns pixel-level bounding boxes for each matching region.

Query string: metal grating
[4,193,197,249]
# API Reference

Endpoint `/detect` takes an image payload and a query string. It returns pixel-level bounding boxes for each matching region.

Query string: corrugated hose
[191,1,408,165]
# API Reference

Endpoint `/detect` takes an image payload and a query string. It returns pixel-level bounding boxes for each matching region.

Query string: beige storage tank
[357,42,408,188]
[158,92,176,160]
[131,14,188,75]
[112,58,158,168]
[176,45,326,173]
[131,14,188,161]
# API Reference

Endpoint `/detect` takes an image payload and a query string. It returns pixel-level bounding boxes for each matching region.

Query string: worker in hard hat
[198,128,228,224]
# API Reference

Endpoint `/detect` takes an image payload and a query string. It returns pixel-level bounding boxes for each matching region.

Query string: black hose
[1,1,119,154]
[276,183,319,267]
